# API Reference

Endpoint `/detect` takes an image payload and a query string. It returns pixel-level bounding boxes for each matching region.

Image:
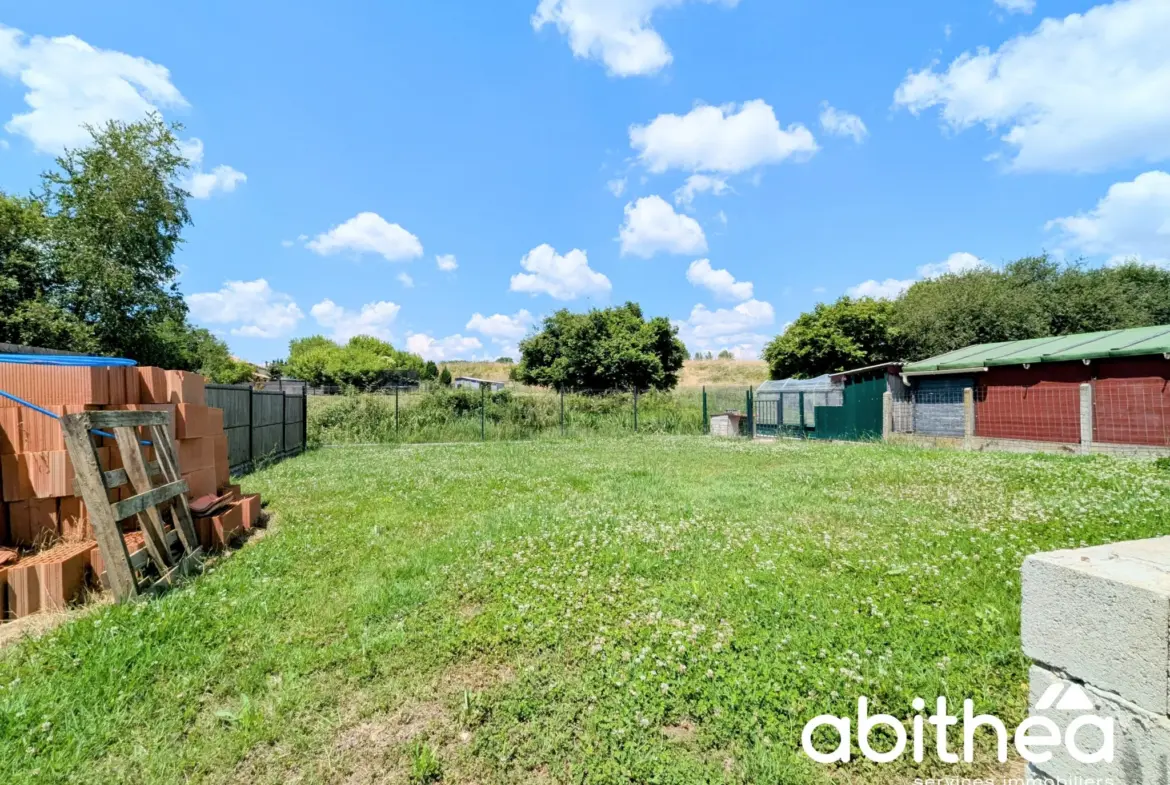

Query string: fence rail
[206,384,307,473]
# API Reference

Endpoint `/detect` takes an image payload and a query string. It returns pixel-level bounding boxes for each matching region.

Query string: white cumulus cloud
[306,212,423,262]
[847,252,989,299]
[0,23,187,153]
[406,333,483,362]
[894,0,1170,172]
[180,137,247,200]
[673,298,775,359]
[819,103,868,143]
[1047,170,1170,268]
[467,310,534,343]
[994,0,1036,13]
[620,195,707,257]
[846,278,917,300]
[311,299,401,342]
[510,244,612,300]
[916,251,988,278]
[686,259,753,301]
[531,0,740,77]
[186,279,303,339]
[630,100,817,174]
[674,174,730,207]
[397,272,415,288]
[436,254,459,271]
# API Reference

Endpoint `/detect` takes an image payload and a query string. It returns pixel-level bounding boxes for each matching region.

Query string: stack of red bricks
[0,364,262,620]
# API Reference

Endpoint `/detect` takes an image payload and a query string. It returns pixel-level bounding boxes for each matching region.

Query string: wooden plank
[111,480,188,521]
[143,550,204,597]
[114,428,173,570]
[71,461,162,497]
[80,410,171,428]
[59,414,139,601]
[95,529,201,584]
[149,423,202,557]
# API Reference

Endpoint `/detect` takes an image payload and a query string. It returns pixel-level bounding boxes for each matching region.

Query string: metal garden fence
[206,384,307,473]
[306,384,756,444]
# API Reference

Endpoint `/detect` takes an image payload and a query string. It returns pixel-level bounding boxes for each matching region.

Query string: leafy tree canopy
[515,302,686,393]
[0,114,249,382]
[284,335,423,389]
[764,297,900,380]
[764,256,1170,379]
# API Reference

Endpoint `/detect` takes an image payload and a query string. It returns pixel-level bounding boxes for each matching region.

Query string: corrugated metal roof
[903,324,1170,372]
[757,374,841,396]
[829,361,903,380]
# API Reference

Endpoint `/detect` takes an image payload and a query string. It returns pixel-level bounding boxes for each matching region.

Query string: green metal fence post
[247,386,254,471]
[702,386,708,433]
[748,388,754,437]
[745,389,751,437]
[395,385,400,438]
[560,387,565,437]
[633,387,639,433]
[481,383,486,441]
[798,391,806,437]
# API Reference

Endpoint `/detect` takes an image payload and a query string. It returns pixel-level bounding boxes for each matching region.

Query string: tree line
[764,257,1170,379]
[0,115,255,383]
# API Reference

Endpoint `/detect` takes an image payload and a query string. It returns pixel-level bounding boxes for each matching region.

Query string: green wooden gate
[812,376,885,441]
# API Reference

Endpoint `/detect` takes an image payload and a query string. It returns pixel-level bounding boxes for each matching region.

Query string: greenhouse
[754,375,844,437]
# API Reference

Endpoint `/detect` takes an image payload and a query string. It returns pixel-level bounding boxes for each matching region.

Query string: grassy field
[307,387,753,445]
[2,438,1168,783]
[440,360,771,388]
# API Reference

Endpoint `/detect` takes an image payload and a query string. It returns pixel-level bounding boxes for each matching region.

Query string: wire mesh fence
[891,387,966,436]
[974,385,1081,443]
[892,380,1170,448]
[307,384,757,445]
[1094,381,1170,447]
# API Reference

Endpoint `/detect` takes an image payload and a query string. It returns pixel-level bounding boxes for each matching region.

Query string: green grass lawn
[2,438,1169,784]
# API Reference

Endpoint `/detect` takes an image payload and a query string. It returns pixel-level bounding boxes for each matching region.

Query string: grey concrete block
[1029,665,1170,785]
[1022,537,1170,715]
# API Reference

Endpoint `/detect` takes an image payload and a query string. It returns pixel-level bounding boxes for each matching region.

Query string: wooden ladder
[61,410,204,602]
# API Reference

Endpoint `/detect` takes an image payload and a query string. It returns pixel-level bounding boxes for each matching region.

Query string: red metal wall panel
[1093,358,1170,446]
[975,365,1085,443]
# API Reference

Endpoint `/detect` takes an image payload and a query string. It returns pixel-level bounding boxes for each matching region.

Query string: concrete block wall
[1022,537,1170,782]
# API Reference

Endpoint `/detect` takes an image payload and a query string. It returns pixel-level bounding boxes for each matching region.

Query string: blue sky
[2,0,1168,363]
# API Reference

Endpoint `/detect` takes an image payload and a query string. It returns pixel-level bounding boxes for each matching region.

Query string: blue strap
[0,353,137,367]
[0,389,152,446]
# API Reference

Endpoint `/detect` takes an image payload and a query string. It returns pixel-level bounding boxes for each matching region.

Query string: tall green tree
[515,302,686,393]
[763,297,900,379]
[764,255,1170,378]
[889,259,1052,359]
[42,115,193,366]
[0,192,95,349]
[284,335,425,389]
[1,114,250,383]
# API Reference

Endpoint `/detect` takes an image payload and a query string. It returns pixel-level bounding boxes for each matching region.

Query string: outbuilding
[453,376,506,392]
[754,375,842,437]
[897,325,1170,448]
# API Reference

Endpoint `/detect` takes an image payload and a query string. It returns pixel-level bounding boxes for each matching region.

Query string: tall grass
[307,387,750,444]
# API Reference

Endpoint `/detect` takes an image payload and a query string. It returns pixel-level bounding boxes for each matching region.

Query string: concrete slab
[1022,537,1170,716]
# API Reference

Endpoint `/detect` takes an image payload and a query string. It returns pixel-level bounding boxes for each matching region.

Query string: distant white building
[453,376,505,392]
